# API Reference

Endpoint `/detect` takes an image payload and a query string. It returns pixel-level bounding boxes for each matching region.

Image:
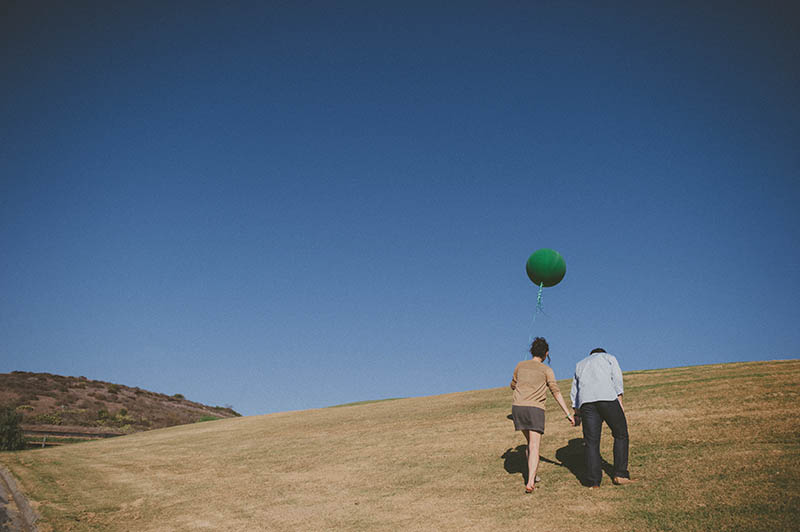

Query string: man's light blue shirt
[570,352,624,409]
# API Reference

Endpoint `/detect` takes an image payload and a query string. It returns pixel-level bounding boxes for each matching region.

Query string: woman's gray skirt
[512,405,545,433]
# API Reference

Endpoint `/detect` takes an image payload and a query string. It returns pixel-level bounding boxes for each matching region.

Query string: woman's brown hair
[530,337,550,362]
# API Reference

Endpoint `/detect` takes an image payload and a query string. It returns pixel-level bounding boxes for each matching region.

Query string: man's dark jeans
[580,400,629,486]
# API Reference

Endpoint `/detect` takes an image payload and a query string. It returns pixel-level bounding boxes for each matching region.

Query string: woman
[510,336,574,493]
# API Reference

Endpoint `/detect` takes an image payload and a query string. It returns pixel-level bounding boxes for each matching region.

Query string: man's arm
[570,372,581,424]
[609,355,624,396]
[570,372,578,409]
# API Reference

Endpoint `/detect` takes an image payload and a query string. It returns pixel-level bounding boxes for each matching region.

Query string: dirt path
[0,467,37,532]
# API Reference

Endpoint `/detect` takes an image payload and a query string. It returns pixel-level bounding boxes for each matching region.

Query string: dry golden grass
[1,360,798,531]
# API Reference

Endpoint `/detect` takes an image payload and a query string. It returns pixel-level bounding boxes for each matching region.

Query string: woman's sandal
[524,485,535,494]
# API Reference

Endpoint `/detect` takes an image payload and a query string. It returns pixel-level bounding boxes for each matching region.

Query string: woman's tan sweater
[510,359,561,409]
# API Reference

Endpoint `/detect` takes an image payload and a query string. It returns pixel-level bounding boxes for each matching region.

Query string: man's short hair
[590,347,607,354]
[530,337,549,359]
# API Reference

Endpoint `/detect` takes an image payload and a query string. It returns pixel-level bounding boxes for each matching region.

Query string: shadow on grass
[554,438,614,486]
[503,415,613,486]
[501,445,568,485]
[502,445,531,484]
[502,438,615,487]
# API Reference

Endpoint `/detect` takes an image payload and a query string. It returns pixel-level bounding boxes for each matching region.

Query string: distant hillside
[0,371,240,433]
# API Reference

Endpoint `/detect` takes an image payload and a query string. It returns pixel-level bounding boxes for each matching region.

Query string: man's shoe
[613,477,635,485]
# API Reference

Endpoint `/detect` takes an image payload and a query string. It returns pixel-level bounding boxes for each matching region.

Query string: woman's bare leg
[525,430,542,491]
[523,429,530,461]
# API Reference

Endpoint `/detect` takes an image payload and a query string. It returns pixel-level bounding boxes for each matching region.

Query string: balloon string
[526,282,545,360]
[536,281,544,313]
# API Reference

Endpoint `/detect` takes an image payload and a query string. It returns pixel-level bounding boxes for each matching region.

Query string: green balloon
[526,249,566,287]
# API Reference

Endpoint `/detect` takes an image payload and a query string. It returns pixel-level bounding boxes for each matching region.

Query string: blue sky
[2,2,798,415]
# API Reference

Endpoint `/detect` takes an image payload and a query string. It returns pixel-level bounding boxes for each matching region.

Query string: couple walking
[510,337,633,493]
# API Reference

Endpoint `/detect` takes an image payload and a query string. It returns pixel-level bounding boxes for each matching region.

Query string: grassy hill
[0,372,239,434]
[1,360,798,531]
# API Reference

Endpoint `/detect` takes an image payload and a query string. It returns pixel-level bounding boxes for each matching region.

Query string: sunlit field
[2,360,798,531]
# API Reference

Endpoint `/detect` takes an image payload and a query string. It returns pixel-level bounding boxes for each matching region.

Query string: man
[570,348,633,488]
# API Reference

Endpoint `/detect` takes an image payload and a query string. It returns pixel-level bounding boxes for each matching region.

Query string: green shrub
[31,412,62,425]
[0,406,27,451]
[197,416,221,422]
[107,384,121,394]
[172,394,185,400]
